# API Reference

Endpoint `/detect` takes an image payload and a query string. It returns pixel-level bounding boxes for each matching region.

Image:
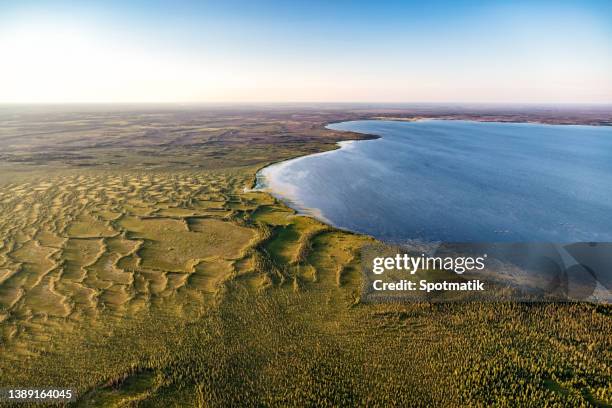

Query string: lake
[258,120,612,243]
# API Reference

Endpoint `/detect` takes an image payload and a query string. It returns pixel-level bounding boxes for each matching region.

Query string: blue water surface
[260,120,612,242]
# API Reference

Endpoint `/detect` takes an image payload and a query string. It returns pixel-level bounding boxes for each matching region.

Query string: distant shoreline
[366,115,612,127]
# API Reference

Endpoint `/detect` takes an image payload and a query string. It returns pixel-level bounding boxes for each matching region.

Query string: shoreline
[248,121,380,191]
[369,116,612,127]
[252,140,363,226]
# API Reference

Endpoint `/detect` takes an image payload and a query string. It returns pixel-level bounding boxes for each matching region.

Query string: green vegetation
[0,106,610,407]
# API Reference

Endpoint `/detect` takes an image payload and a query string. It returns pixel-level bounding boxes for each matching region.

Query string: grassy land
[0,105,610,407]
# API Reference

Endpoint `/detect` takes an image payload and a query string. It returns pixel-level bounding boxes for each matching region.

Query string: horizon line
[1,101,612,106]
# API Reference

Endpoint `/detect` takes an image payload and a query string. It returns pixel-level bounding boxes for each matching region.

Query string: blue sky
[1,0,611,103]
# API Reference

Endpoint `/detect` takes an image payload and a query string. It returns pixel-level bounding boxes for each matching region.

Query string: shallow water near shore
[259,120,612,243]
